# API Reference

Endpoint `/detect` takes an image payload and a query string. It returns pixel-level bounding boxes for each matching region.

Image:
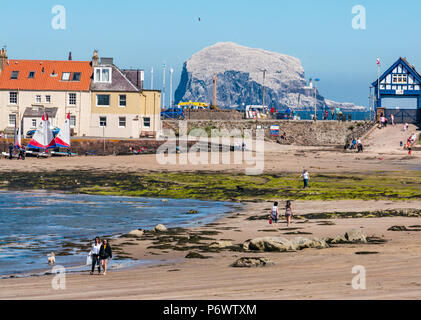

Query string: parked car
[161,107,185,120]
[26,127,60,139]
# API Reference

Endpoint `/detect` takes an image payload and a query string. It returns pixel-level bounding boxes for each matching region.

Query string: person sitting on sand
[99,239,112,275]
[270,202,279,225]
[285,201,293,228]
[89,237,102,275]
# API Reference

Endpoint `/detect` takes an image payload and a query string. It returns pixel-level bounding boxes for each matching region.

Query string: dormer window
[94,67,111,83]
[28,71,35,79]
[62,72,71,81]
[11,71,19,79]
[72,72,81,81]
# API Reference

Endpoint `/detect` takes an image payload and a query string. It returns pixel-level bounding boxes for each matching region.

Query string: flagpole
[377,59,380,101]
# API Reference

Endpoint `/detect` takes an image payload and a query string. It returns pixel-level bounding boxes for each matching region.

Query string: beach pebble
[209,241,233,249]
[154,224,168,232]
[128,229,144,237]
[344,229,367,243]
[231,257,274,268]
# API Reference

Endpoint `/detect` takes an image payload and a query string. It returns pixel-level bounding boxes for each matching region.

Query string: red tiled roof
[0,60,92,91]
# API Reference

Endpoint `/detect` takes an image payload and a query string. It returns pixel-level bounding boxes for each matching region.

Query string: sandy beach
[1,200,421,300]
[0,125,420,300]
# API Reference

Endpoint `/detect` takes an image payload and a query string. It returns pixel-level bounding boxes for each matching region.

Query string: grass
[0,170,420,202]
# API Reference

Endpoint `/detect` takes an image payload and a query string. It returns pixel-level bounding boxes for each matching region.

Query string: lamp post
[314,78,320,120]
[260,69,267,108]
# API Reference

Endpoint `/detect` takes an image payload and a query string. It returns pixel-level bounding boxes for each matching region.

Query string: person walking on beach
[270,202,279,225]
[391,114,395,126]
[89,237,102,275]
[301,170,310,189]
[17,145,26,160]
[406,141,413,156]
[8,143,13,159]
[99,239,112,275]
[285,201,293,228]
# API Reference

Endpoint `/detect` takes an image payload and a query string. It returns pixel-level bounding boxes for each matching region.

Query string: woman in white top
[89,237,102,275]
[301,170,310,189]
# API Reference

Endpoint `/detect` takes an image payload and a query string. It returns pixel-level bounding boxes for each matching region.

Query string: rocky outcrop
[209,241,233,249]
[244,231,367,252]
[344,229,367,243]
[175,42,365,111]
[154,224,168,232]
[231,257,274,268]
[128,229,144,237]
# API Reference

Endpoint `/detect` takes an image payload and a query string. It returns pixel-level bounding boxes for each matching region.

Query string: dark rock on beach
[231,257,274,268]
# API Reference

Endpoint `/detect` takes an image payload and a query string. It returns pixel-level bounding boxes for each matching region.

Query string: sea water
[0,191,237,277]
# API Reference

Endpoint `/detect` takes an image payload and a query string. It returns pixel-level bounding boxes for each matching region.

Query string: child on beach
[301,170,310,189]
[270,202,279,225]
[285,201,293,228]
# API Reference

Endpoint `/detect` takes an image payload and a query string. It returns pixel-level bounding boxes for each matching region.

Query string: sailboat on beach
[51,112,77,156]
[26,112,56,157]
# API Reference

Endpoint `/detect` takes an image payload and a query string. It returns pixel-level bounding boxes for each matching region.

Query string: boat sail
[54,112,71,148]
[27,112,56,150]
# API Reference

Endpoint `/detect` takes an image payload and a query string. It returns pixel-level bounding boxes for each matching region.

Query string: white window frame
[8,114,16,126]
[99,116,107,128]
[46,95,51,103]
[62,72,71,81]
[96,94,110,107]
[36,95,41,103]
[392,74,407,84]
[118,116,126,128]
[68,93,77,106]
[94,67,112,83]
[119,94,126,107]
[9,92,18,104]
[69,115,76,127]
[143,117,151,127]
[32,119,37,127]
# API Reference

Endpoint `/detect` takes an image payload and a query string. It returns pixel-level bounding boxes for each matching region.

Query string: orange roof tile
[0,60,92,91]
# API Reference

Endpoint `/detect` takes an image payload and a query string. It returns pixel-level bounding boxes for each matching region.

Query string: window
[96,94,110,106]
[99,116,107,127]
[9,92,18,104]
[392,74,407,84]
[36,95,41,103]
[94,67,112,83]
[70,116,76,127]
[28,71,35,79]
[143,117,151,127]
[72,72,81,81]
[68,93,77,105]
[119,95,126,107]
[8,114,16,126]
[62,72,71,81]
[119,117,126,128]
[11,71,19,80]
[46,95,51,103]
[32,119,37,127]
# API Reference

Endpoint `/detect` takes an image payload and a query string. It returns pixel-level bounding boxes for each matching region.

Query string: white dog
[47,252,56,265]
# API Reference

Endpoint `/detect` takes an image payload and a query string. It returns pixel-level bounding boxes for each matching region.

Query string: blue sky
[1,0,420,107]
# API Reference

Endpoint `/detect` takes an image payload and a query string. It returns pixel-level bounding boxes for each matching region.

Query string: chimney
[92,50,99,67]
[68,51,72,61]
[0,48,8,76]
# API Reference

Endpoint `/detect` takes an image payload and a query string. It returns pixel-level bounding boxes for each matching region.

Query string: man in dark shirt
[8,143,13,159]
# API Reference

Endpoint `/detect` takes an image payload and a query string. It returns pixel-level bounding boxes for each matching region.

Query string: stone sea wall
[163,120,375,146]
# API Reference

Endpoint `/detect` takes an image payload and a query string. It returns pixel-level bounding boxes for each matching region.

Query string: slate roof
[23,107,58,118]
[90,64,140,92]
